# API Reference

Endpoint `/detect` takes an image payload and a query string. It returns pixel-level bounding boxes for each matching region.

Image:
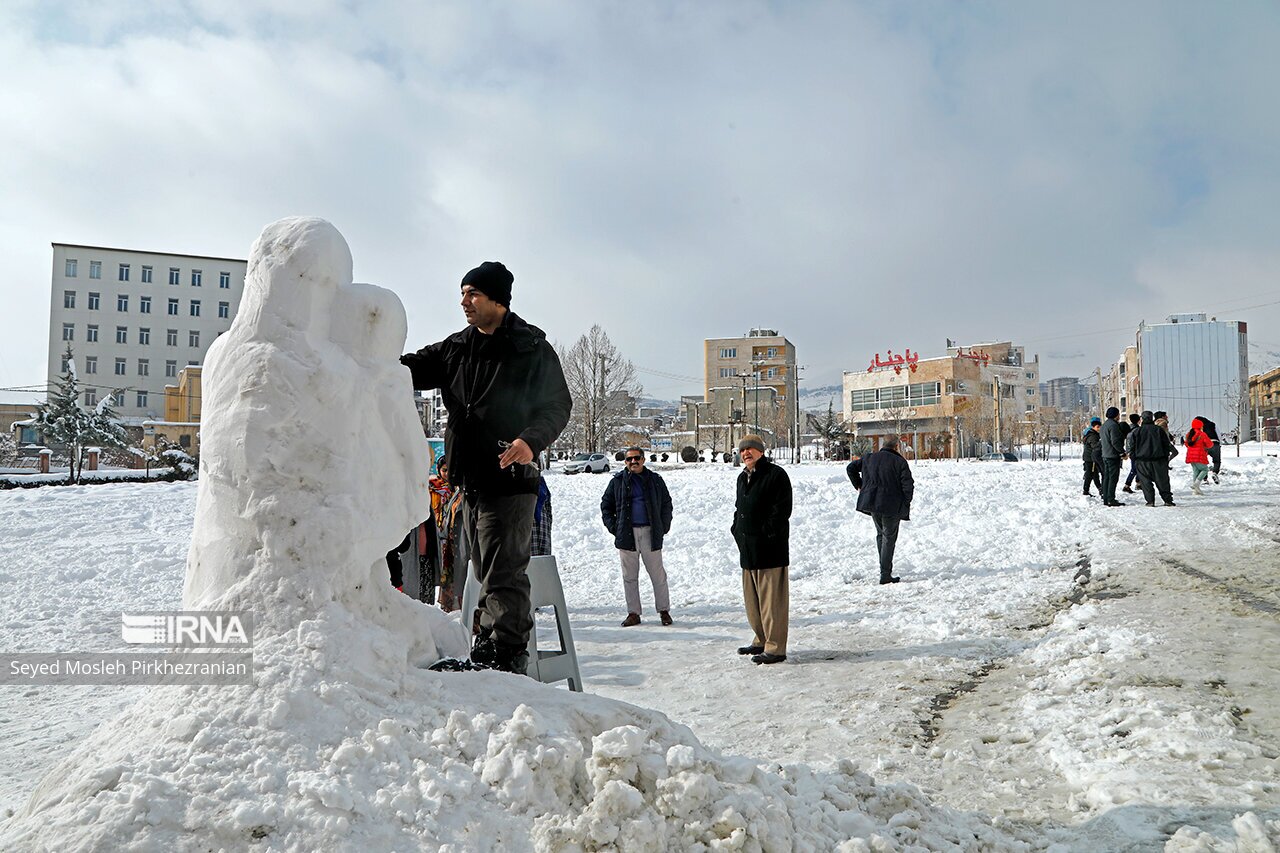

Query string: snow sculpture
[182,216,466,661]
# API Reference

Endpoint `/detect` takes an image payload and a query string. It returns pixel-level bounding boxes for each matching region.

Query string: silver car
[563,452,610,474]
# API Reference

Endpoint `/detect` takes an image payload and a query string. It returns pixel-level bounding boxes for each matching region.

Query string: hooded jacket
[1184,419,1212,465]
[401,310,572,496]
[1127,412,1177,462]
[1082,427,1103,463]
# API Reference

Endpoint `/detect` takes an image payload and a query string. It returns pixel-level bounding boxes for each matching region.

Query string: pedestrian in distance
[1195,416,1222,484]
[601,447,674,627]
[731,435,792,665]
[1100,407,1127,506]
[846,435,915,584]
[1125,411,1178,506]
[1081,418,1103,496]
[1122,413,1141,493]
[1185,418,1214,495]
[401,261,572,675]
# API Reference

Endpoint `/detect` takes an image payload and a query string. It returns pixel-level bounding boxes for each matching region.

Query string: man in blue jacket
[601,448,674,626]
[846,434,915,585]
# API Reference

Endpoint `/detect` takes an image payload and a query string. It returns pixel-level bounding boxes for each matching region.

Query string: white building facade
[1138,314,1249,438]
[47,243,246,420]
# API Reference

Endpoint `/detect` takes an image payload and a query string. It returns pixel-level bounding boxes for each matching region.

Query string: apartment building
[704,329,798,442]
[1138,314,1249,436]
[47,243,246,420]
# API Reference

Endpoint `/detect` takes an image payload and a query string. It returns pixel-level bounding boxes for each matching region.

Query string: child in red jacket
[1185,418,1212,495]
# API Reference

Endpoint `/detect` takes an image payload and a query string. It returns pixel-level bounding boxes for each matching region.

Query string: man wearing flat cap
[731,434,792,665]
[401,261,572,675]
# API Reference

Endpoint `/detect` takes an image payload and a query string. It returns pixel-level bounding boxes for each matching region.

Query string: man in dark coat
[846,434,915,584]
[1081,418,1103,496]
[601,448,675,626]
[1196,415,1222,483]
[731,435,792,665]
[1100,407,1127,507]
[1126,410,1178,506]
[401,261,572,674]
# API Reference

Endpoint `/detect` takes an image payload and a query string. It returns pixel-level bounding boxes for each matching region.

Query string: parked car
[563,452,610,474]
[980,452,1020,462]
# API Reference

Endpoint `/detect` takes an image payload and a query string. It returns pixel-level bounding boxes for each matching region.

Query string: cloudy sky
[3,1,1279,403]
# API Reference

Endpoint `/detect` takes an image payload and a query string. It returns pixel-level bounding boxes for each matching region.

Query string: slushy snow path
[2,456,1278,848]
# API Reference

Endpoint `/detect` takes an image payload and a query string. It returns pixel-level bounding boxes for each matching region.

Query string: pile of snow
[0,219,1030,850]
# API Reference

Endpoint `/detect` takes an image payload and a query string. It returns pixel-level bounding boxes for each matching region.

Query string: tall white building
[47,243,247,420]
[1139,314,1249,437]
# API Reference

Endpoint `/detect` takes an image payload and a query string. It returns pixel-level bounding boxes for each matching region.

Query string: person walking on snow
[1195,415,1222,484]
[1185,418,1213,495]
[846,434,915,584]
[732,435,792,665]
[1122,413,1141,494]
[1081,418,1103,496]
[601,447,674,627]
[1125,411,1178,506]
[1100,407,1127,506]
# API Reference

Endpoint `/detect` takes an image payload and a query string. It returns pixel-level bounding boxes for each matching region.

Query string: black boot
[492,642,531,676]
[879,575,901,585]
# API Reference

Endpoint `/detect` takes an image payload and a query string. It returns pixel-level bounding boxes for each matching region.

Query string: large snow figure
[183,216,465,660]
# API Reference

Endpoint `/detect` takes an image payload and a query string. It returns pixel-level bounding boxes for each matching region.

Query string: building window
[117,294,128,312]
[89,261,102,279]
[116,326,128,344]
[140,296,151,314]
[719,367,734,378]
[61,323,74,341]
[138,358,149,376]
[190,299,201,317]
[1026,388,1035,397]
[136,390,148,408]
[139,327,151,345]
[189,330,200,347]
[767,347,777,358]
[191,269,202,287]
[112,391,124,407]
[165,360,177,378]
[65,259,78,277]
[114,357,127,376]
[169,267,180,285]
[63,290,76,308]
[219,271,231,288]
[88,292,100,310]
[1025,372,1035,380]
[849,389,879,412]
[87,324,99,342]
[908,381,941,407]
[85,356,97,374]
[179,434,191,448]
[719,347,737,359]
[166,329,178,346]
[85,388,96,406]
[118,264,130,281]
[141,265,153,283]
[218,301,229,319]
[168,298,179,315]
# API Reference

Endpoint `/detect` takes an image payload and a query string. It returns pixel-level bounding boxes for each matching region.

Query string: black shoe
[738,644,764,656]
[492,644,530,675]
[1083,491,1093,496]
[1123,486,1134,494]
[659,610,673,626]
[621,613,641,627]
[1164,501,1177,506]
[751,653,787,665]
[470,632,499,667]
[879,576,901,585]
[1145,502,1155,507]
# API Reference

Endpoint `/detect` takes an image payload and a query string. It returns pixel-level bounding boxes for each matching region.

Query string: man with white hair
[846,434,915,585]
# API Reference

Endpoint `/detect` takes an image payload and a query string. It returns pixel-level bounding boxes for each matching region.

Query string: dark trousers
[462,491,537,648]
[1082,460,1102,494]
[872,513,901,579]
[1209,443,1222,475]
[1102,458,1122,504]
[1124,457,1138,487]
[1135,459,1173,504]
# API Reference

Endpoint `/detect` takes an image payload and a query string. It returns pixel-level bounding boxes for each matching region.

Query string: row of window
[849,382,943,412]
[62,291,229,318]
[61,324,204,348]
[82,389,150,409]
[65,260,232,289]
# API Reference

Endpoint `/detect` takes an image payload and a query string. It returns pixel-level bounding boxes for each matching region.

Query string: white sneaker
[1191,484,1203,495]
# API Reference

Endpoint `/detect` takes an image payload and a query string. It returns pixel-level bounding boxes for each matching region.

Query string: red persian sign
[867,349,919,375]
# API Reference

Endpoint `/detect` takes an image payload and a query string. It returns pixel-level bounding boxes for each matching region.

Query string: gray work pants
[619,526,670,614]
[872,513,901,580]
[462,491,537,648]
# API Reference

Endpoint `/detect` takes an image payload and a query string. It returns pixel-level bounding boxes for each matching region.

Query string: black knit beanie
[461,261,513,307]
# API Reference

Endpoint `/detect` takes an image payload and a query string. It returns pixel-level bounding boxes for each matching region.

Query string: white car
[563,452,610,474]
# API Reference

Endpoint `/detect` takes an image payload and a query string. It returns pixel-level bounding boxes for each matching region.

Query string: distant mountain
[1250,340,1280,376]
[799,383,843,413]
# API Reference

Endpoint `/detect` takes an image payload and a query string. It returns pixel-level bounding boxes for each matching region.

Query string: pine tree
[33,345,128,483]
[807,402,855,460]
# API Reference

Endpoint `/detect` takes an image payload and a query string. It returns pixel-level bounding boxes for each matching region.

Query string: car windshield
[572,453,590,461]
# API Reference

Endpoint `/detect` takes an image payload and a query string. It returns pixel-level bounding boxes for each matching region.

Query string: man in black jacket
[731,435,792,665]
[1081,418,1103,496]
[846,435,915,584]
[1126,410,1178,506]
[601,448,675,627]
[1100,407,1127,506]
[401,262,571,674]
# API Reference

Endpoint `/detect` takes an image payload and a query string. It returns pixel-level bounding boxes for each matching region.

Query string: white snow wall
[182,217,465,660]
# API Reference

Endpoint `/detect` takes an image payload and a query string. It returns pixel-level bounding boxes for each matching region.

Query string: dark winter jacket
[1101,418,1127,459]
[401,311,572,496]
[1195,417,1220,444]
[1185,419,1212,465]
[731,457,792,570]
[1127,415,1177,462]
[601,468,674,551]
[1081,429,1103,463]
[846,448,914,521]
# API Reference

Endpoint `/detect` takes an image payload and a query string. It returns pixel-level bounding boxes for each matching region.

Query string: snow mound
[0,218,1030,851]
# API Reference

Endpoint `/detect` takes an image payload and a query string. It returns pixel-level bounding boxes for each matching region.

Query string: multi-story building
[1138,314,1249,437]
[1250,366,1280,441]
[1040,376,1093,412]
[703,329,798,443]
[47,243,247,421]
[1101,344,1140,416]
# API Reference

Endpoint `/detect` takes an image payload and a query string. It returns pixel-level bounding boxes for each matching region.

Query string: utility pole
[994,376,1003,452]
[793,365,806,464]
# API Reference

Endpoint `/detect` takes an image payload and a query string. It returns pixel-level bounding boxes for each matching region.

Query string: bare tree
[557,325,641,453]
[1222,379,1250,457]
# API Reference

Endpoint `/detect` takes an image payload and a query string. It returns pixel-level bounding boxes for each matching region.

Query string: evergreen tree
[807,402,856,460]
[33,345,128,483]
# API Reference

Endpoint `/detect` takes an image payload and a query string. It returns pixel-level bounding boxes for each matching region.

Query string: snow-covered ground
[2,454,1278,849]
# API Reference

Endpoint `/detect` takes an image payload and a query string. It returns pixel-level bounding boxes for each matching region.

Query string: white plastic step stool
[460,554,583,692]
